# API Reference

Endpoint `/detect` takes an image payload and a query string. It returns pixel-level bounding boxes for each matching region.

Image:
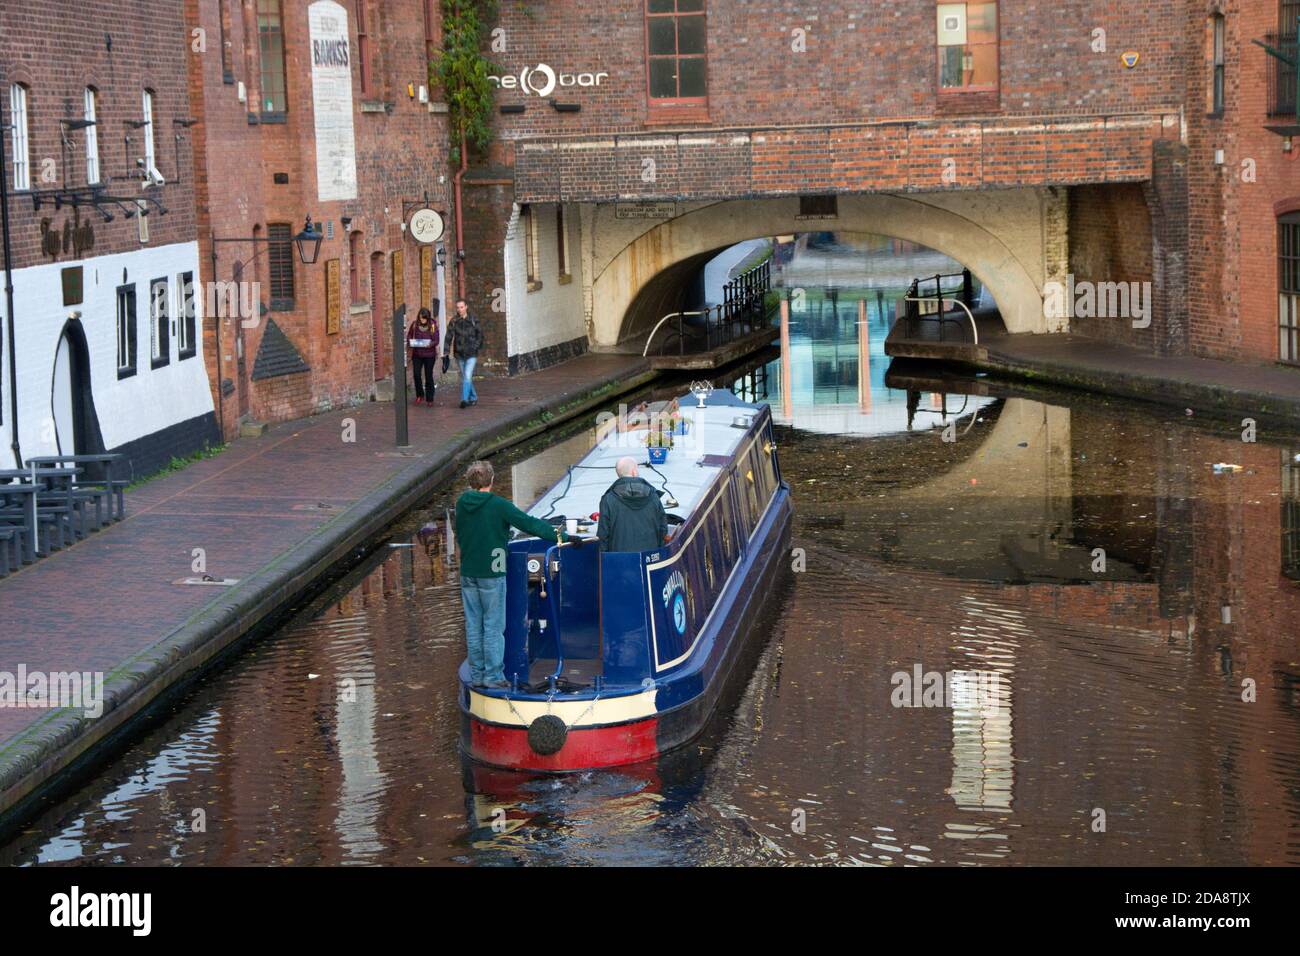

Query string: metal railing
[644,258,774,357]
[1264,30,1298,117]
[899,269,977,343]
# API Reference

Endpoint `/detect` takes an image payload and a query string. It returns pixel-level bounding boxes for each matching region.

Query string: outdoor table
[0,467,82,556]
[0,481,42,564]
[27,454,127,521]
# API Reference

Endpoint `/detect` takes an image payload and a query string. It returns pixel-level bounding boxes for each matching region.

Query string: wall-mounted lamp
[500,104,526,115]
[550,100,581,113]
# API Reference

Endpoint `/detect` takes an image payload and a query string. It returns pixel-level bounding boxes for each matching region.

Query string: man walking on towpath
[446,299,484,409]
[454,460,575,688]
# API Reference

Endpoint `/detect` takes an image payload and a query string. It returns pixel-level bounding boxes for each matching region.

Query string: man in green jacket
[454,459,570,688]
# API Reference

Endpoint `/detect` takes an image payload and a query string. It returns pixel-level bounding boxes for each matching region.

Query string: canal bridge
[468,113,1185,372]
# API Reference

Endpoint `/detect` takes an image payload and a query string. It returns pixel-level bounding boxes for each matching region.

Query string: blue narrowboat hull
[459,392,791,772]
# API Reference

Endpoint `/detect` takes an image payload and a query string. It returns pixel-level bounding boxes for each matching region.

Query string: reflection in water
[4,238,1299,867]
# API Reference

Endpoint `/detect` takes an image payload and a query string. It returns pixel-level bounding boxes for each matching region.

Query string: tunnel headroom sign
[309,0,358,202]
[490,63,609,97]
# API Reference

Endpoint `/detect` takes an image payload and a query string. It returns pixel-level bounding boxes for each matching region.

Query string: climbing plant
[433,0,500,164]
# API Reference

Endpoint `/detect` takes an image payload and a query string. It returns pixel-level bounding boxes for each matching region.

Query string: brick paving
[0,354,649,751]
[983,331,1300,426]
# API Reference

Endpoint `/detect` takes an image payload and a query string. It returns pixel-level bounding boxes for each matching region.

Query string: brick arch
[591,192,1054,346]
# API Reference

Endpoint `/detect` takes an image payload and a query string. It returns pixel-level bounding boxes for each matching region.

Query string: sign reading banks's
[490,63,610,97]
[309,0,358,202]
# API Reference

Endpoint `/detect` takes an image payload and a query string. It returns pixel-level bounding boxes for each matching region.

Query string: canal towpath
[0,352,655,827]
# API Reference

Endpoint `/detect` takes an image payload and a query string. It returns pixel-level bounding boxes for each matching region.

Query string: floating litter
[1211,463,1242,474]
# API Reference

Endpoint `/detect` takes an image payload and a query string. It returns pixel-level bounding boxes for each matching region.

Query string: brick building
[187,0,451,437]
[455,0,1299,371]
[0,0,218,476]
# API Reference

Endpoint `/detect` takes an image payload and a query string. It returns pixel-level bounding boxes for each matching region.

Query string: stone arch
[591,191,1056,346]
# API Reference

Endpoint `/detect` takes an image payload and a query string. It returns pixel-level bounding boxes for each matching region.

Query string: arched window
[84,87,100,184]
[9,83,30,190]
[141,89,156,172]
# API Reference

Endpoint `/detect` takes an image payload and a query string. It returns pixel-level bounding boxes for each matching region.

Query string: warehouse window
[141,89,156,173]
[936,2,999,92]
[1281,212,1300,365]
[117,284,138,379]
[1210,13,1226,114]
[150,277,170,369]
[177,272,197,360]
[258,0,288,115]
[355,0,373,96]
[556,205,570,280]
[84,88,100,184]
[9,84,29,191]
[267,222,296,308]
[645,0,707,105]
[350,231,365,304]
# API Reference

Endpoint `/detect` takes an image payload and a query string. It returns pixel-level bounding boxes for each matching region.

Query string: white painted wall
[0,240,215,470]
[504,202,588,360]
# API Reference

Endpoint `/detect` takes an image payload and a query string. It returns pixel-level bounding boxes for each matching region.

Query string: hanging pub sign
[408,207,445,244]
[39,208,95,261]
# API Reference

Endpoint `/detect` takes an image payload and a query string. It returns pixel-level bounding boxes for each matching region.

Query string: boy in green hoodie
[454,460,571,687]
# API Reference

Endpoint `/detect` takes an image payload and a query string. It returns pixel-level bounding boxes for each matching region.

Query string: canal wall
[978,333,1300,433]
[0,355,658,834]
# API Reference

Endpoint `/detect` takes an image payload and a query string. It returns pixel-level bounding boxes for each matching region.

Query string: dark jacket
[455,490,563,578]
[406,318,440,359]
[448,314,484,358]
[598,476,668,553]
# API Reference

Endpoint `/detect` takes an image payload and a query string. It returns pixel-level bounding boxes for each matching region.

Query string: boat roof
[525,389,766,528]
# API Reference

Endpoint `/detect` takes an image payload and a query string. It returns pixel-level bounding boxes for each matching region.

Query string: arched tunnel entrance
[594,190,1062,349]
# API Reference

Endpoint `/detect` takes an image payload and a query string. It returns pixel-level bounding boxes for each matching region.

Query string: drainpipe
[0,94,21,468]
[210,233,225,441]
[453,129,467,300]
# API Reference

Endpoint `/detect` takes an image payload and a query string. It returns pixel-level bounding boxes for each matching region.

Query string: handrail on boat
[902,295,979,347]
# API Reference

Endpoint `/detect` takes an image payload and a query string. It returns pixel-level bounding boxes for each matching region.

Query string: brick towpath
[0,353,654,823]
[982,331,1300,429]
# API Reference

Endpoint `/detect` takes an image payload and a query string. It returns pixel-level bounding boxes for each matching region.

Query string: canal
[3,236,1298,866]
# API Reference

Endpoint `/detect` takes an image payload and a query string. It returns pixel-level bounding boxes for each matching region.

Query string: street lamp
[210,213,323,436]
[293,215,323,265]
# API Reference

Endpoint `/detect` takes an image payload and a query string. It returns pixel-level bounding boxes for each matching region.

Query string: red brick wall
[1068,183,1156,349]
[191,0,450,436]
[1185,1,1300,363]
[0,1,197,268]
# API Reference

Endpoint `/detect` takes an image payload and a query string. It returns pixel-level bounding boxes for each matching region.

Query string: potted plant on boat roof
[667,399,688,436]
[645,417,673,464]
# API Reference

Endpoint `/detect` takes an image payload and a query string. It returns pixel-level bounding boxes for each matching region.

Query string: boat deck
[523,391,763,535]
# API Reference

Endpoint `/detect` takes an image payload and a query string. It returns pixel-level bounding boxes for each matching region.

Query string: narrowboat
[458,387,793,771]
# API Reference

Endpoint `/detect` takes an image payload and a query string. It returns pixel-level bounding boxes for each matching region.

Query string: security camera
[145,165,166,187]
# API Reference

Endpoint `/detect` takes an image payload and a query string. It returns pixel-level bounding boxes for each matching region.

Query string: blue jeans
[461,575,507,685]
[458,356,478,404]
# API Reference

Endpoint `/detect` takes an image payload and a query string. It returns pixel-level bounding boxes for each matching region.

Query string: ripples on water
[4,245,1299,866]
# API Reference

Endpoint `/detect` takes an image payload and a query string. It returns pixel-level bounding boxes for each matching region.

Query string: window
[556,205,570,279]
[1285,447,1300,580]
[150,277,170,368]
[84,88,100,184]
[117,284,138,379]
[178,271,197,359]
[523,205,540,288]
[355,0,373,96]
[141,89,156,172]
[258,0,288,114]
[9,84,29,190]
[349,231,364,303]
[646,0,707,104]
[936,2,999,92]
[267,222,296,307]
[1211,14,1226,114]
[1281,213,1300,365]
